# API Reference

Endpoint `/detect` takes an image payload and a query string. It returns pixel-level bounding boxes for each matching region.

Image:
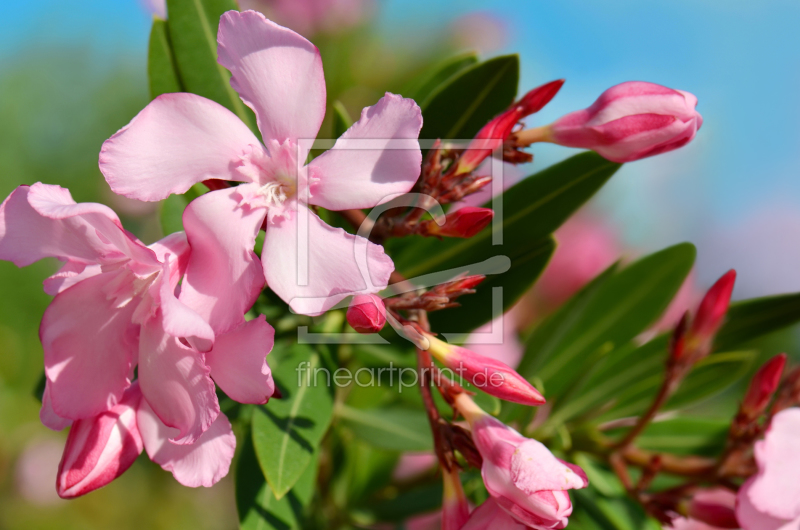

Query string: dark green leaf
[365,482,443,522]
[159,194,188,235]
[148,18,182,99]
[166,0,256,130]
[396,153,622,333]
[715,292,800,351]
[402,52,479,106]
[337,404,432,451]
[332,100,353,139]
[632,417,729,456]
[252,344,333,499]
[237,429,318,530]
[420,55,518,141]
[531,243,696,401]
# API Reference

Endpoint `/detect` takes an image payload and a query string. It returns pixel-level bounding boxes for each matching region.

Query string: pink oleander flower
[455,394,588,529]
[425,334,545,406]
[347,294,386,334]
[462,497,530,530]
[546,81,703,163]
[0,183,274,453]
[57,382,236,496]
[736,408,800,530]
[100,10,422,317]
[238,0,372,37]
[673,270,736,361]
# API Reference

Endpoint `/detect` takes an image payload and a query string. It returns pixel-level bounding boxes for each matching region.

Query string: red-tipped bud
[741,353,787,419]
[426,334,545,406]
[670,311,689,361]
[686,489,739,529]
[454,80,565,175]
[429,207,494,238]
[442,467,470,530]
[57,384,143,498]
[689,269,736,344]
[346,294,386,334]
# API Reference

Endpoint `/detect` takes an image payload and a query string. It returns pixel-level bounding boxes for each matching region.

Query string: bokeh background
[0,1,797,528]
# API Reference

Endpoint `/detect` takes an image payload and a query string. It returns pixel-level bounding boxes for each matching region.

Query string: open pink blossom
[0,183,274,447]
[100,10,422,317]
[455,394,588,529]
[736,408,800,530]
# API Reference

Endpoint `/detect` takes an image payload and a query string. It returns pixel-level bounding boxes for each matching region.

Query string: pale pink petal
[43,261,103,296]
[462,498,527,530]
[157,260,215,352]
[57,383,143,498]
[308,93,422,210]
[748,408,800,520]
[42,271,139,420]
[99,93,262,202]
[148,232,191,288]
[737,478,799,530]
[393,452,438,481]
[204,315,275,404]
[262,203,394,315]
[217,10,326,144]
[137,316,219,445]
[40,383,72,431]
[511,440,588,492]
[0,184,147,267]
[179,187,266,335]
[138,400,236,488]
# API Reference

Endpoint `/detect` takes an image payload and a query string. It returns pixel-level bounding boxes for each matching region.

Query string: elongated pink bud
[454,80,564,175]
[347,294,386,334]
[462,497,528,529]
[548,81,702,163]
[741,354,787,419]
[428,207,494,238]
[426,334,545,406]
[686,488,739,529]
[689,269,736,343]
[442,466,470,530]
[57,383,143,498]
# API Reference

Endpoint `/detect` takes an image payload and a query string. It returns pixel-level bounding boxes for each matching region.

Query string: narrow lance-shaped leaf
[402,51,479,106]
[148,18,182,99]
[715,292,800,351]
[252,344,334,499]
[336,404,433,452]
[331,100,353,139]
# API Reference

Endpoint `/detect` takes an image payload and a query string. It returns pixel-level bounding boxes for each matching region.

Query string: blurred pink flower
[141,0,166,19]
[666,488,739,529]
[15,438,64,506]
[450,12,510,54]
[653,271,699,333]
[238,0,373,37]
[392,452,437,482]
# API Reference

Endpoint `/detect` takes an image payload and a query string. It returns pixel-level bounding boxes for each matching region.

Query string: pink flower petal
[205,315,275,404]
[736,478,799,530]
[57,383,143,498]
[43,261,102,296]
[40,383,72,431]
[511,440,588,493]
[748,408,800,520]
[157,260,215,352]
[137,316,219,445]
[262,203,394,315]
[179,187,266,335]
[308,93,422,210]
[99,93,261,202]
[148,232,191,287]
[42,271,139,420]
[0,184,150,267]
[138,400,236,488]
[218,10,326,144]
[462,498,527,530]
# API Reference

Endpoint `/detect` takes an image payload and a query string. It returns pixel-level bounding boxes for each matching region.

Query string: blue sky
[1,0,798,295]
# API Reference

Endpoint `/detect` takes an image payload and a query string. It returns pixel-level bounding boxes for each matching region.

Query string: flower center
[236,140,306,208]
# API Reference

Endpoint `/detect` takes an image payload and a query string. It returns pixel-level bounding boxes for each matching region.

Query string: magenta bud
[686,489,740,529]
[56,383,143,498]
[742,353,787,419]
[433,207,494,238]
[689,269,736,344]
[347,294,386,334]
[549,81,703,163]
[426,334,545,406]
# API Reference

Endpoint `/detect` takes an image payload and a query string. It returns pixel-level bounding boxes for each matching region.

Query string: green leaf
[148,18,182,99]
[529,243,696,402]
[420,55,519,141]
[332,101,353,139]
[166,0,256,130]
[365,482,443,522]
[237,429,318,530]
[402,52,479,106]
[159,194,188,235]
[631,417,729,456]
[336,404,432,451]
[396,153,622,333]
[715,292,800,351]
[252,344,333,499]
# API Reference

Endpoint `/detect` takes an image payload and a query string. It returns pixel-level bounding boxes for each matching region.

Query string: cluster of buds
[385,275,485,313]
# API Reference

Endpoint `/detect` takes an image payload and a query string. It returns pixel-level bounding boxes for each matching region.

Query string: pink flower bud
[685,488,739,529]
[462,497,528,529]
[429,207,494,238]
[549,81,702,163]
[455,80,564,175]
[688,269,736,346]
[426,334,545,406]
[347,294,386,334]
[741,354,787,420]
[442,467,470,530]
[455,394,588,528]
[56,384,143,498]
